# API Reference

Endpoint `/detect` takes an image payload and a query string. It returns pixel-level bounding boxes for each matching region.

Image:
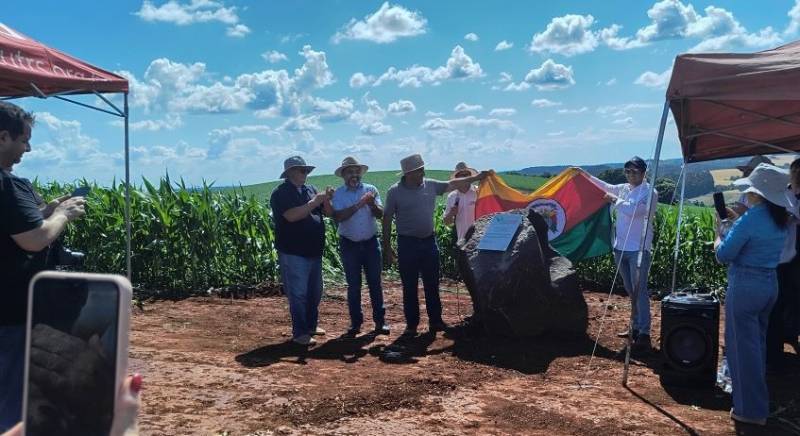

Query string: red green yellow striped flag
[475,169,612,261]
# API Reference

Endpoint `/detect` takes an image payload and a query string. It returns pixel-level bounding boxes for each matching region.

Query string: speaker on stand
[658,291,720,388]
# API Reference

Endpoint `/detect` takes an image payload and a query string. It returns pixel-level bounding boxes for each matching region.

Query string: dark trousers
[339,236,385,328]
[767,259,800,366]
[397,235,443,328]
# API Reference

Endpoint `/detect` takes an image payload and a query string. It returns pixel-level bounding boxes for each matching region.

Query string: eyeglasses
[296,168,311,175]
[623,168,642,175]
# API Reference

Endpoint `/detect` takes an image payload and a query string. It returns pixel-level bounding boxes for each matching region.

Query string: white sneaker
[292,335,316,345]
[312,327,326,336]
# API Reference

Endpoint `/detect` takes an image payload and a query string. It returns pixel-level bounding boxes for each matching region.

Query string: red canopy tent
[618,41,800,385]
[667,40,800,163]
[0,23,132,279]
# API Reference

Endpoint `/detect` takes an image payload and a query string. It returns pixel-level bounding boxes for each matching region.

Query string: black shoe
[617,329,639,339]
[343,326,361,339]
[631,334,652,355]
[374,324,390,335]
[429,321,450,333]
[401,325,418,336]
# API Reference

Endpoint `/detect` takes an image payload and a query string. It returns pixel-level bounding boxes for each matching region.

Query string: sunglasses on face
[624,168,642,175]
[295,168,311,175]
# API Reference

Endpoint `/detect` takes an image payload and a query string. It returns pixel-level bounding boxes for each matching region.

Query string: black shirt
[1,169,46,326]
[270,181,325,257]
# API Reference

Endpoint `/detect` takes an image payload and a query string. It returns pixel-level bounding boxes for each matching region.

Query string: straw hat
[736,155,773,173]
[280,155,315,179]
[449,161,478,180]
[733,163,794,209]
[398,153,425,175]
[334,156,369,177]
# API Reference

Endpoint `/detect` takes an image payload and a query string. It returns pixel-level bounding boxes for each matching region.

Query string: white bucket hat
[733,163,794,209]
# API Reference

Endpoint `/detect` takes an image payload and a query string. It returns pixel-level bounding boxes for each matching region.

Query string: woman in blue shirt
[715,164,792,426]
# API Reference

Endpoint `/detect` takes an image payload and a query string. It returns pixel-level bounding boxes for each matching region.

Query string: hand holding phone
[712,192,727,219]
[24,272,131,436]
[71,186,91,198]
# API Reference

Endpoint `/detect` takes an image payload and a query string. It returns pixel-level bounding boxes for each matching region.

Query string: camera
[46,238,85,268]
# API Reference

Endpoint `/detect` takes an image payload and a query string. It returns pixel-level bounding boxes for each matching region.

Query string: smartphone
[71,186,91,198]
[23,272,131,436]
[712,192,727,219]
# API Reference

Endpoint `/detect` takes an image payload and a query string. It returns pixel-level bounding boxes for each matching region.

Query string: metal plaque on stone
[477,213,522,251]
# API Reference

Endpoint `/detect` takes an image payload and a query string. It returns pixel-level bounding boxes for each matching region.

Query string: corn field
[35,178,724,297]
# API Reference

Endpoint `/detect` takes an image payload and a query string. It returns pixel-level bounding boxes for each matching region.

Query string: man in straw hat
[383,153,491,336]
[714,162,792,425]
[443,162,479,244]
[331,156,389,338]
[270,155,334,346]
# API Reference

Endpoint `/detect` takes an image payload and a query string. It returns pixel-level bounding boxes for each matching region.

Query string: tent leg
[124,93,132,281]
[670,164,688,294]
[622,99,670,387]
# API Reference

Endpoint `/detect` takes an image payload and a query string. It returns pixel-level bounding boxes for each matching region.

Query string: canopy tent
[668,40,800,163]
[619,41,800,386]
[0,23,132,279]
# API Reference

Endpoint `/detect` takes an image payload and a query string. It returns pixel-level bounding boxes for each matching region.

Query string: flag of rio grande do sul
[475,169,612,261]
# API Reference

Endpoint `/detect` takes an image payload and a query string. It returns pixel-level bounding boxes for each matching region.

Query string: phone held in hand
[23,272,131,436]
[712,192,727,219]
[71,186,91,198]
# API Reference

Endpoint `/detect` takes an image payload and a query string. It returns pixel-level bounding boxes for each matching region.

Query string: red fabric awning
[0,23,128,98]
[667,41,800,163]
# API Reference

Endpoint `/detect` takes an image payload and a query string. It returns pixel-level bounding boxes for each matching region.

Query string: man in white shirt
[443,162,478,243]
[588,156,658,355]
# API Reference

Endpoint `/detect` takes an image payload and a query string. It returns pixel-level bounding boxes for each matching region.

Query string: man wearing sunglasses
[588,156,657,355]
[270,156,334,346]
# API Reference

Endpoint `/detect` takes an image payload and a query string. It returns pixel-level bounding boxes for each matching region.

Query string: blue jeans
[0,325,25,431]
[397,235,443,328]
[614,249,652,335]
[278,252,323,339]
[339,236,385,328]
[725,265,778,421]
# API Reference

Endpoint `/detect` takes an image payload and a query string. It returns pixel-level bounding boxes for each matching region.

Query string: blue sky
[5,0,800,185]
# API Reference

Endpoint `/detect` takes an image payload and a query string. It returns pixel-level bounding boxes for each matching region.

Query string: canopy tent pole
[670,164,688,294]
[124,92,131,281]
[622,99,670,387]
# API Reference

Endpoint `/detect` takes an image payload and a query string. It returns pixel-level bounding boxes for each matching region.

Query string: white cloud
[529,14,599,56]
[332,2,427,44]
[599,24,646,50]
[547,131,564,137]
[788,0,800,35]
[349,72,375,88]
[361,122,392,135]
[387,99,416,115]
[503,82,530,92]
[498,72,512,83]
[494,40,514,51]
[421,116,521,133]
[281,115,322,131]
[557,107,588,114]
[605,78,617,86]
[454,103,483,113]
[425,110,444,117]
[310,97,355,122]
[596,103,659,116]
[262,50,288,64]
[489,108,516,117]
[464,32,479,42]
[531,98,562,108]
[613,117,634,126]
[123,114,183,131]
[521,59,575,91]
[135,0,249,38]
[373,45,484,87]
[634,67,672,88]
[629,0,781,51]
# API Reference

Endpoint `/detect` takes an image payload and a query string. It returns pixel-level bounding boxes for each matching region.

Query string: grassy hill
[221,170,548,201]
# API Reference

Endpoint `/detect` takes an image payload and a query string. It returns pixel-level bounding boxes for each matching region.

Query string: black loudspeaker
[659,292,720,388]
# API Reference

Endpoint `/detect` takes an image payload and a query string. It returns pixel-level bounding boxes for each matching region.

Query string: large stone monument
[456,208,588,337]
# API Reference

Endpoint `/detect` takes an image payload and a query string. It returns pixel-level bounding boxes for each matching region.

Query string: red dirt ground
[130,282,800,436]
